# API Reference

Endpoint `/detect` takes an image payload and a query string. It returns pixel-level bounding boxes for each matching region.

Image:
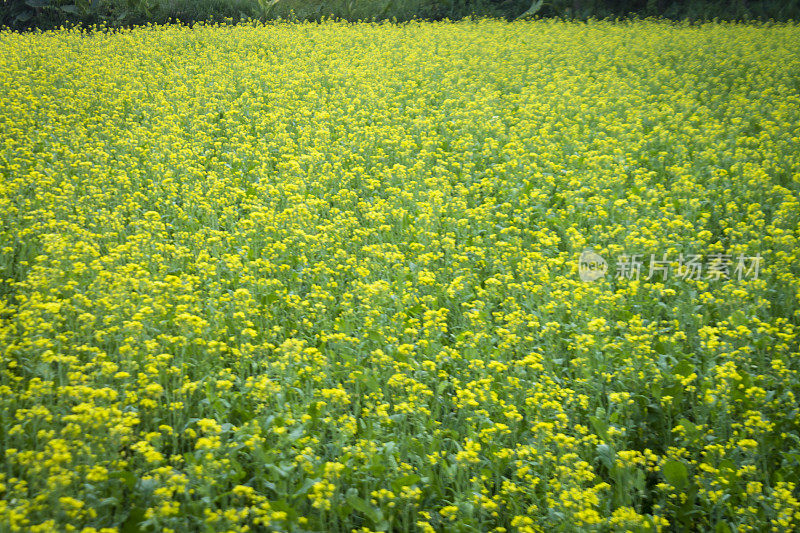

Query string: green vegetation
[2,18,800,532]
[3,0,800,30]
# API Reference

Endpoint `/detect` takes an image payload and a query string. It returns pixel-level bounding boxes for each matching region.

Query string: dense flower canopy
[1,19,799,533]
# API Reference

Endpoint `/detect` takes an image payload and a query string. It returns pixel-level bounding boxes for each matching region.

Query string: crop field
[1,19,800,533]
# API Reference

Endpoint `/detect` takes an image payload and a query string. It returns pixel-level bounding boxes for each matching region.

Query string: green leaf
[391,474,421,493]
[596,443,615,470]
[589,415,609,441]
[121,507,146,533]
[346,493,382,524]
[673,359,694,378]
[136,478,158,493]
[336,500,352,519]
[634,469,646,491]
[664,382,684,406]
[678,417,700,441]
[287,426,304,442]
[716,521,732,533]
[263,292,278,305]
[292,477,320,498]
[110,470,137,489]
[662,459,689,488]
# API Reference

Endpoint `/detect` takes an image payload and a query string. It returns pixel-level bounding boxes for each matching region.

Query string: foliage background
[2,0,800,29]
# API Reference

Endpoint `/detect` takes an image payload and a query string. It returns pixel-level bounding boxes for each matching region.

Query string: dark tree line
[2,0,799,31]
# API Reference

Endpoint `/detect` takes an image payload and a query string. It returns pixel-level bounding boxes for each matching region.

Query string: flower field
[1,19,800,532]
